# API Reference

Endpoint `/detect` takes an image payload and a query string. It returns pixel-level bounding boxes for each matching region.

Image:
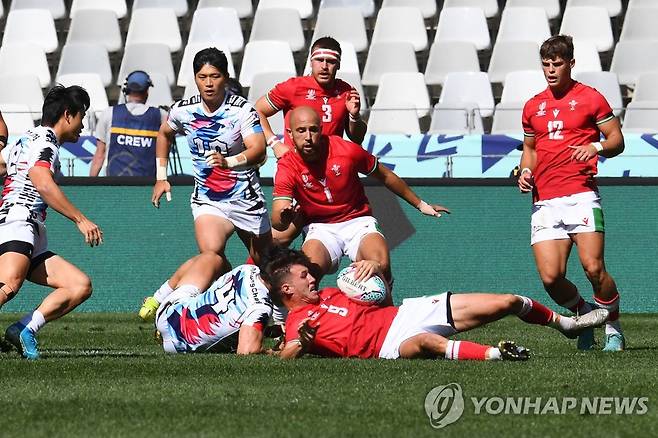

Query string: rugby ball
[336,266,387,305]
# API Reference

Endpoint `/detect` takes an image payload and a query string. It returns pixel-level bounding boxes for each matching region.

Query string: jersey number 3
[321,104,332,122]
[547,120,564,140]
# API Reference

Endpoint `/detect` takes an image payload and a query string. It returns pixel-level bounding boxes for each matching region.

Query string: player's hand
[568,144,598,162]
[297,318,318,350]
[418,201,451,218]
[346,89,361,117]
[151,180,172,208]
[518,170,534,193]
[279,203,301,227]
[351,260,381,281]
[204,151,228,169]
[76,217,103,247]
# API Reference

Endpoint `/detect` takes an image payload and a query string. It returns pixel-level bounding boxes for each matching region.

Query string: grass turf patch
[0,313,655,437]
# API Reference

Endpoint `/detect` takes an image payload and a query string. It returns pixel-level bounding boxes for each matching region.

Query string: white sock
[605,320,622,335]
[487,347,502,361]
[153,280,174,302]
[552,314,576,332]
[21,310,46,333]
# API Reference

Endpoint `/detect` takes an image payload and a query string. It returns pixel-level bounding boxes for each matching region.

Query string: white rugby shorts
[378,292,457,359]
[531,191,605,245]
[302,215,383,274]
[192,198,271,236]
[0,218,49,259]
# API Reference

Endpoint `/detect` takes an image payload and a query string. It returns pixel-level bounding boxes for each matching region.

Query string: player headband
[310,48,341,62]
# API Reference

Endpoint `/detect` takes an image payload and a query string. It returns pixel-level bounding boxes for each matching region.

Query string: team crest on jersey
[536,101,546,116]
[306,89,317,100]
[569,99,578,111]
[301,173,314,189]
[331,164,341,176]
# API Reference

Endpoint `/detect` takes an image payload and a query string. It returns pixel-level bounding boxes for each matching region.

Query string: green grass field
[0,313,656,437]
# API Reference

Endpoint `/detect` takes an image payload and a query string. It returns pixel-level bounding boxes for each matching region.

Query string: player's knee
[70,275,93,302]
[581,259,605,283]
[539,270,565,289]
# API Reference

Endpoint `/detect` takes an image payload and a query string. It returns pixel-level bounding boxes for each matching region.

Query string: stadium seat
[57,73,109,112]
[381,0,436,19]
[239,41,296,88]
[66,9,122,52]
[374,72,430,118]
[188,8,244,53]
[559,6,614,52]
[439,72,494,117]
[177,43,235,88]
[371,7,428,52]
[257,0,313,20]
[2,9,58,54]
[504,0,561,20]
[367,102,421,135]
[0,74,43,120]
[0,103,34,135]
[118,72,171,108]
[424,41,480,86]
[574,71,623,115]
[610,41,658,86]
[312,7,368,52]
[631,73,658,102]
[247,71,295,103]
[57,43,112,87]
[69,0,127,19]
[435,7,490,51]
[443,0,499,18]
[183,83,198,99]
[496,7,551,45]
[628,0,658,8]
[362,42,418,87]
[303,41,359,76]
[429,102,483,135]
[622,101,658,133]
[118,43,175,86]
[0,2,4,19]
[249,8,305,52]
[319,0,375,18]
[619,7,658,41]
[126,8,182,52]
[571,40,602,75]
[0,43,50,88]
[487,41,541,83]
[490,102,524,134]
[499,71,546,103]
[10,0,66,19]
[565,0,622,17]
[336,70,368,113]
[196,0,253,18]
[133,0,188,17]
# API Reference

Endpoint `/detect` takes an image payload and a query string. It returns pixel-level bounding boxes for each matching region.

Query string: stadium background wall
[4,180,656,313]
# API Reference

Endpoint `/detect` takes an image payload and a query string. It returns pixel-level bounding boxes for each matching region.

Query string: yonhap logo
[424,383,464,429]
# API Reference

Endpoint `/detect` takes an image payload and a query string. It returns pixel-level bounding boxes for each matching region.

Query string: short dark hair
[225,77,244,98]
[311,36,342,56]
[193,47,229,76]
[259,247,312,305]
[41,85,90,127]
[540,35,574,61]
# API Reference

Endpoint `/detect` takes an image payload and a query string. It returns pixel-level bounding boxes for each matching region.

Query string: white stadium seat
[239,41,296,88]
[189,8,244,53]
[126,8,182,52]
[633,73,658,102]
[622,101,658,133]
[571,40,602,75]
[196,0,253,18]
[574,71,623,115]
[249,8,305,52]
[504,0,560,20]
[57,73,109,112]
[443,0,499,18]
[487,41,541,83]
[500,71,546,104]
[57,43,113,87]
[610,41,658,86]
[118,43,175,86]
[371,7,428,52]
[496,7,551,46]
[435,7,490,51]
[559,6,614,52]
[424,41,480,86]
[429,102,483,135]
[257,0,313,20]
[367,101,420,135]
[0,74,44,120]
[66,9,122,52]
[133,0,188,17]
[619,7,658,42]
[0,43,50,88]
[312,7,368,52]
[0,103,34,135]
[362,42,418,87]
[70,0,127,19]
[381,0,436,19]
[439,72,495,117]
[374,72,430,118]
[2,9,58,54]
[491,102,524,134]
[319,0,375,18]
[565,0,622,17]
[10,0,66,19]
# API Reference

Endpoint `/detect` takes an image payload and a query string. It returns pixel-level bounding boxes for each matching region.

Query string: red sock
[245,256,256,265]
[445,340,490,360]
[516,295,553,325]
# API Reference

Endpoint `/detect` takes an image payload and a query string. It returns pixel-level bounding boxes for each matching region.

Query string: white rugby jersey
[0,126,60,223]
[167,92,265,204]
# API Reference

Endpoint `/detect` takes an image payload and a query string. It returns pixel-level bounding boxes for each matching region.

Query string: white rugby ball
[336,266,387,305]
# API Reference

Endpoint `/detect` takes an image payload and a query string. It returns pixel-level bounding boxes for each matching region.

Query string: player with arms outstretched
[518,35,625,351]
[144,48,272,320]
[261,248,609,361]
[0,85,103,359]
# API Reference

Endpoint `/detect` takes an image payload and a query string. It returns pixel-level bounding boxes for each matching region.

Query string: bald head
[287,106,323,162]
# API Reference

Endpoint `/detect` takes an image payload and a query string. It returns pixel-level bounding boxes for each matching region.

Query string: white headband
[310,48,341,62]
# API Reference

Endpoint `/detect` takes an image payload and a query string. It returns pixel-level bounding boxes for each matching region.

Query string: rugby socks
[445,340,496,361]
[21,310,46,333]
[562,294,593,315]
[153,280,174,303]
[515,295,554,325]
[595,294,622,335]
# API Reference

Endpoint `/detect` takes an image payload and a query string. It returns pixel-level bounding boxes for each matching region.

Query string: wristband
[349,113,361,122]
[156,163,167,181]
[520,167,532,175]
[266,135,280,146]
[593,142,604,153]
[225,153,247,169]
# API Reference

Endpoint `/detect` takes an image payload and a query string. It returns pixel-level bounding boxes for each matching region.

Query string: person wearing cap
[90,70,167,176]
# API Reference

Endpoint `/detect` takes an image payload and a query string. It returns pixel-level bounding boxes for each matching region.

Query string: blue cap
[125,70,153,92]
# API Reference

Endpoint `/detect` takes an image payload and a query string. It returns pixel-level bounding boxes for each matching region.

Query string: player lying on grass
[261,248,610,361]
[148,251,284,354]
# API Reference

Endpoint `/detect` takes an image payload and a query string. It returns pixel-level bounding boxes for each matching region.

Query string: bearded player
[518,35,625,351]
